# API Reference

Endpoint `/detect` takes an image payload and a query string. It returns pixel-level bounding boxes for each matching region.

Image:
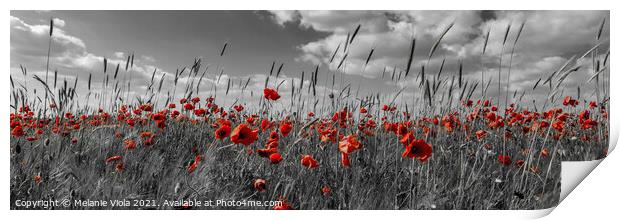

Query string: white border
[2,0,617,219]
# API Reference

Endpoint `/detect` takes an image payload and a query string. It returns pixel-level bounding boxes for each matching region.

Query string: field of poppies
[10,18,609,210]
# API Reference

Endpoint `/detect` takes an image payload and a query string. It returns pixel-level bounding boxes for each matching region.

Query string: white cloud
[52,18,66,28]
[269,10,300,27]
[267,10,609,105]
[10,15,171,108]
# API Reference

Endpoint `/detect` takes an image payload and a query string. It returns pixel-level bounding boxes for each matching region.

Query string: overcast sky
[10,10,610,112]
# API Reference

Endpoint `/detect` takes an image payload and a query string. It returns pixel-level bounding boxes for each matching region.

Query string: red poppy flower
[215,125,231,140]
[300,155,319,168]
[187,155,202,173]
[260,119,271,131]
[194,108,206,117]
[253,178,267,192]
[269,153,283,164]
[11,125,24,137]
[273,199,293,210]
[140,131,153,139]
[191,97,201,104]
[144,137,154,146]
[552,120,564,132]
[230,124,259,146]
[257,148,278,157]
[578,110,590,123]
[187,162,198,173]
[563,96,578,107]
[34,175,42,184]
[498,155,512,166]
[402,139,432,162]
[581,119,598,129]
[475,130,487,140]
[264,88,281,101]
[246,116,255,124]
[516,159,525,167]
[155,119,166,129]
[589,101,598,109]
[266,139,279,150]
[115,162,124,171]
[168,103,176,109]
[140,104,153,112]
[279,121,293,137]
[26,136,38,142]
[184,103,195,111]
[400,131,415,146]
[105,156,123,163]
[338,135,362,167]
[124,139,137,150]
[396,123,408,136]
[152,112,166,121]
[321,186,331,196]
[338,135,362,154]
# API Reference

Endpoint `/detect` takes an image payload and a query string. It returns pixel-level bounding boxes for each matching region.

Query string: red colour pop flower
[516,160,525,168]
[264,88,281,101]
[400,131,415,146]
[279,121,293,137]
[273,199,293,210]
[253,178,267,192]
[184,103,195,110]
[321,186,331,196]
[563,96,578,107]
[498,155,512,166]
[124,139,137,150]
[34,175,42,184]
[402,139,432,162]
[230,124,259,146]
[105,156,123,163]
[11,125,24,137]
[589,101,598,109]
[187,155,202,173]
[475,130,487,140]
[115,162,124,171]
[338,135,362,154]
[260,119,271,131]
[269,153,283,164]
[338,135,362,167]
[300,155,319,168]
[215,125,231,140]
[257,148,278,157]
[194,108,206,117]
[191,97,201,104]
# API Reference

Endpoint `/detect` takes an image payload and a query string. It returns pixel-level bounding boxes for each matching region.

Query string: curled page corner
[560,160,603,203]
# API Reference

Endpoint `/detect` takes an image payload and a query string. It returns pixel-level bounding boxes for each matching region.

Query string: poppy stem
[409,159,415,208]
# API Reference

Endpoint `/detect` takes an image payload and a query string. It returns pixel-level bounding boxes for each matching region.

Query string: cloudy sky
[10,10,609,112]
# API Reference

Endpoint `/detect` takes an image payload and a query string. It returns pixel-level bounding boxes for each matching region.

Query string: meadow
[10,17,609,210]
